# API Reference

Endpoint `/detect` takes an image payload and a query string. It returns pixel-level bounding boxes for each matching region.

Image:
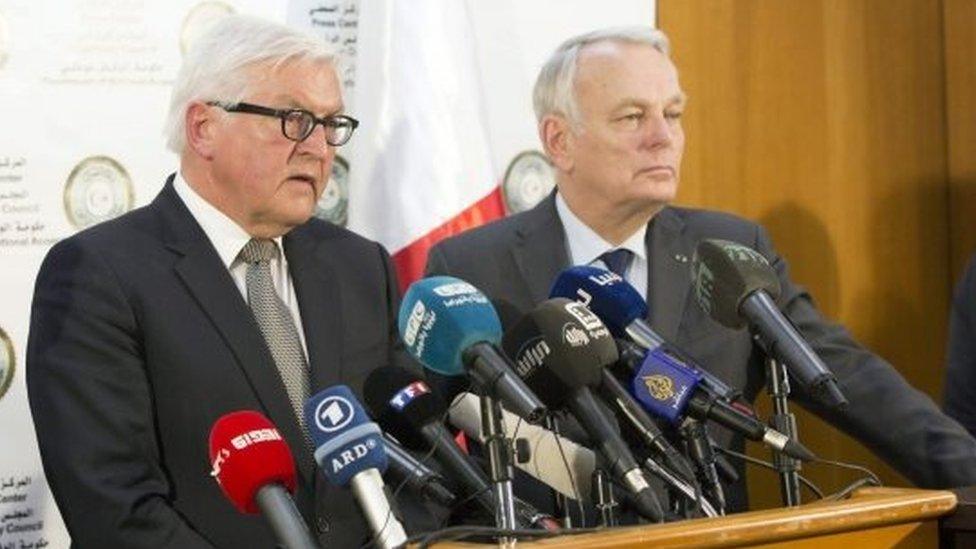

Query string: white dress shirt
[173,172,310,356]
[555,192,649,300]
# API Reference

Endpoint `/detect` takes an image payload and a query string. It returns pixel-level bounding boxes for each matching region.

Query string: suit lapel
[512,193,571,304]
[647,207,693,342]
[283,226,344,393]
[156,180,316,482]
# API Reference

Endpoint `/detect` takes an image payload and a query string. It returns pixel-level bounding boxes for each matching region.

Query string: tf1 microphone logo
[314,395,355,433]
[389,381,431,411]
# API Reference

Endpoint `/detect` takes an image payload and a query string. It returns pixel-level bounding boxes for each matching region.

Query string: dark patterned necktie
[239,238,311,441]
[598,248,635,278]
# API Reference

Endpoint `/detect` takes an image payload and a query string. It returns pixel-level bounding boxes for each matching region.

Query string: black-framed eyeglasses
[208,101,359,147]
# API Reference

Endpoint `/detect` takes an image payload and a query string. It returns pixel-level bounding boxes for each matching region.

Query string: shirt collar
[173,172,284,268]
[555,192,647,265]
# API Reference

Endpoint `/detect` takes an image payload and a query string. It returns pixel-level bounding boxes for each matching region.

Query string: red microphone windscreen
[208,410,297,514]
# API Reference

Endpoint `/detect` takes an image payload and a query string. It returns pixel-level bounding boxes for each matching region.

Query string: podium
[431,487,956,547]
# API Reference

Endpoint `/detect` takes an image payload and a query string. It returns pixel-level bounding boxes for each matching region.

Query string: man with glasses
[27,15,411,548]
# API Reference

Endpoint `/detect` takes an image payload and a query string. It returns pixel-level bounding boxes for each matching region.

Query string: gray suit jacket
[426,193,976,507]
[27,177,415,548]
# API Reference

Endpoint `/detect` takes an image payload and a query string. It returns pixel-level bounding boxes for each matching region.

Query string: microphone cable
[714,446,884,502]
[713,446,825,500]
[506,411,588,528]
[409,525,602,549]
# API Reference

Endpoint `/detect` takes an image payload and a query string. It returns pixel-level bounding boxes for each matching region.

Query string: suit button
[316,517,330,533]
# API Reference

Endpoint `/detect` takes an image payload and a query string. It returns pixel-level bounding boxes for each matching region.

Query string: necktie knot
[239,238,278,264]
[598,248,634,277]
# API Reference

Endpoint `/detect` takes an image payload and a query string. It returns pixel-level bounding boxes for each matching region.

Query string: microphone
[364,366,495,512]
[691,239,848,409]
[304,386,408,549]
[208,411,319,549]
[631,348,816,461]
[398,276,547,423]
[383,434,457,508]
[550,266,740,402]
[448,392,720,519]
[363,366,559,531]
[502,298,664,522]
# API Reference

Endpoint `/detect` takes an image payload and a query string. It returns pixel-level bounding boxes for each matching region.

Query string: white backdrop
[0,1,654,545]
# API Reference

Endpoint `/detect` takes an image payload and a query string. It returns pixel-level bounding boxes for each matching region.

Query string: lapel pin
[674,254,689,263]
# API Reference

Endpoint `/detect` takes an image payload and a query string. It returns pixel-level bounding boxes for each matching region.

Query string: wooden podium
[432,487,956,548]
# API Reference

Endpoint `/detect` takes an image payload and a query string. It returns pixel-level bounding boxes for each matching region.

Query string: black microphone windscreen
[501,311,575,408]
[529,299,617,387]
[691,239,782,329]
[502,299,618,406]
[363,366,447,450]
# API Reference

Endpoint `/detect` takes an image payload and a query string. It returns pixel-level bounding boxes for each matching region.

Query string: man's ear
[184,102,221,160]
[539,114,575,173]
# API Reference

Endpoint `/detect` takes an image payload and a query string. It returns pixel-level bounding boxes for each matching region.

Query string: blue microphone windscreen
[304,385,387,487]
[549,266,648,337]
[631,349,703,424]
[398,276,503,376]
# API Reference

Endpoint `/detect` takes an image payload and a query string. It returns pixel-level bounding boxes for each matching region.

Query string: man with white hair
[28,15,411,547]
[427,26,976,512]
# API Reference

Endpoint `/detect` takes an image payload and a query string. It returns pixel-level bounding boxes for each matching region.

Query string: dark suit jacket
[27,178,408,548]
[944,252,976,437]
[426,193,976,508]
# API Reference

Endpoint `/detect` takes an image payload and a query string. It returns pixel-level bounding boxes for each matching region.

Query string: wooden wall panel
[657,0,950,508]
[944,0,976,283]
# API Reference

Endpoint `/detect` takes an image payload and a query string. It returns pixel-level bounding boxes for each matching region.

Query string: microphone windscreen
[691,239,782,329]
[208,410,296,514]
[502,299,619,405]
[502,311,574,408]
[398,276,503,376]
[304,385,387,486]
[631,350,703,424]
[531,299,618,386]
[363,366,447,450]
[549,266,647,336]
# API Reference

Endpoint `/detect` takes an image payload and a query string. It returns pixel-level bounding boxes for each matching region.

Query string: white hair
[164,14,336,153]
[532,26,671,127]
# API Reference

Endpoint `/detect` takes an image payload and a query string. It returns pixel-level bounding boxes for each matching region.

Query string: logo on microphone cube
[642,374,676,401]
[210,447,231,479]
[403,300,427,346]
[432,281,478,297]
[230,428,283,449]
[389,381,431,411]
[514,338,551,378]
[721,242,769,267]
[690,260,715,313]
[562,324,590,347]
[330,437,380,475]
[588,271,622,287]
[314,396,355,433]
[564,302,604,331]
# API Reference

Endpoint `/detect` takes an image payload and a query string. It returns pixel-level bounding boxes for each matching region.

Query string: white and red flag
[344,0,504,291]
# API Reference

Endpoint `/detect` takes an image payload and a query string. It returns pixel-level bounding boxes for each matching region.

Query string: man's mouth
[288,173,320,187]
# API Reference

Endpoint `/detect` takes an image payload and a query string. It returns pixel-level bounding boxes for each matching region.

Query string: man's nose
[295,122,332,159]
[642,113,673,150]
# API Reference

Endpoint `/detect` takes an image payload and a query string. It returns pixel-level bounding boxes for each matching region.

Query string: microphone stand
[766,357,802,506]
[679,418,726,515]
[479,394,518,539]
[544,415,574,528]
[591,468,618,527]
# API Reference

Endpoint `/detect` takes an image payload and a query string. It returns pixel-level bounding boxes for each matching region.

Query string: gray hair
[164,15,336,153]
[532,26,671,127]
